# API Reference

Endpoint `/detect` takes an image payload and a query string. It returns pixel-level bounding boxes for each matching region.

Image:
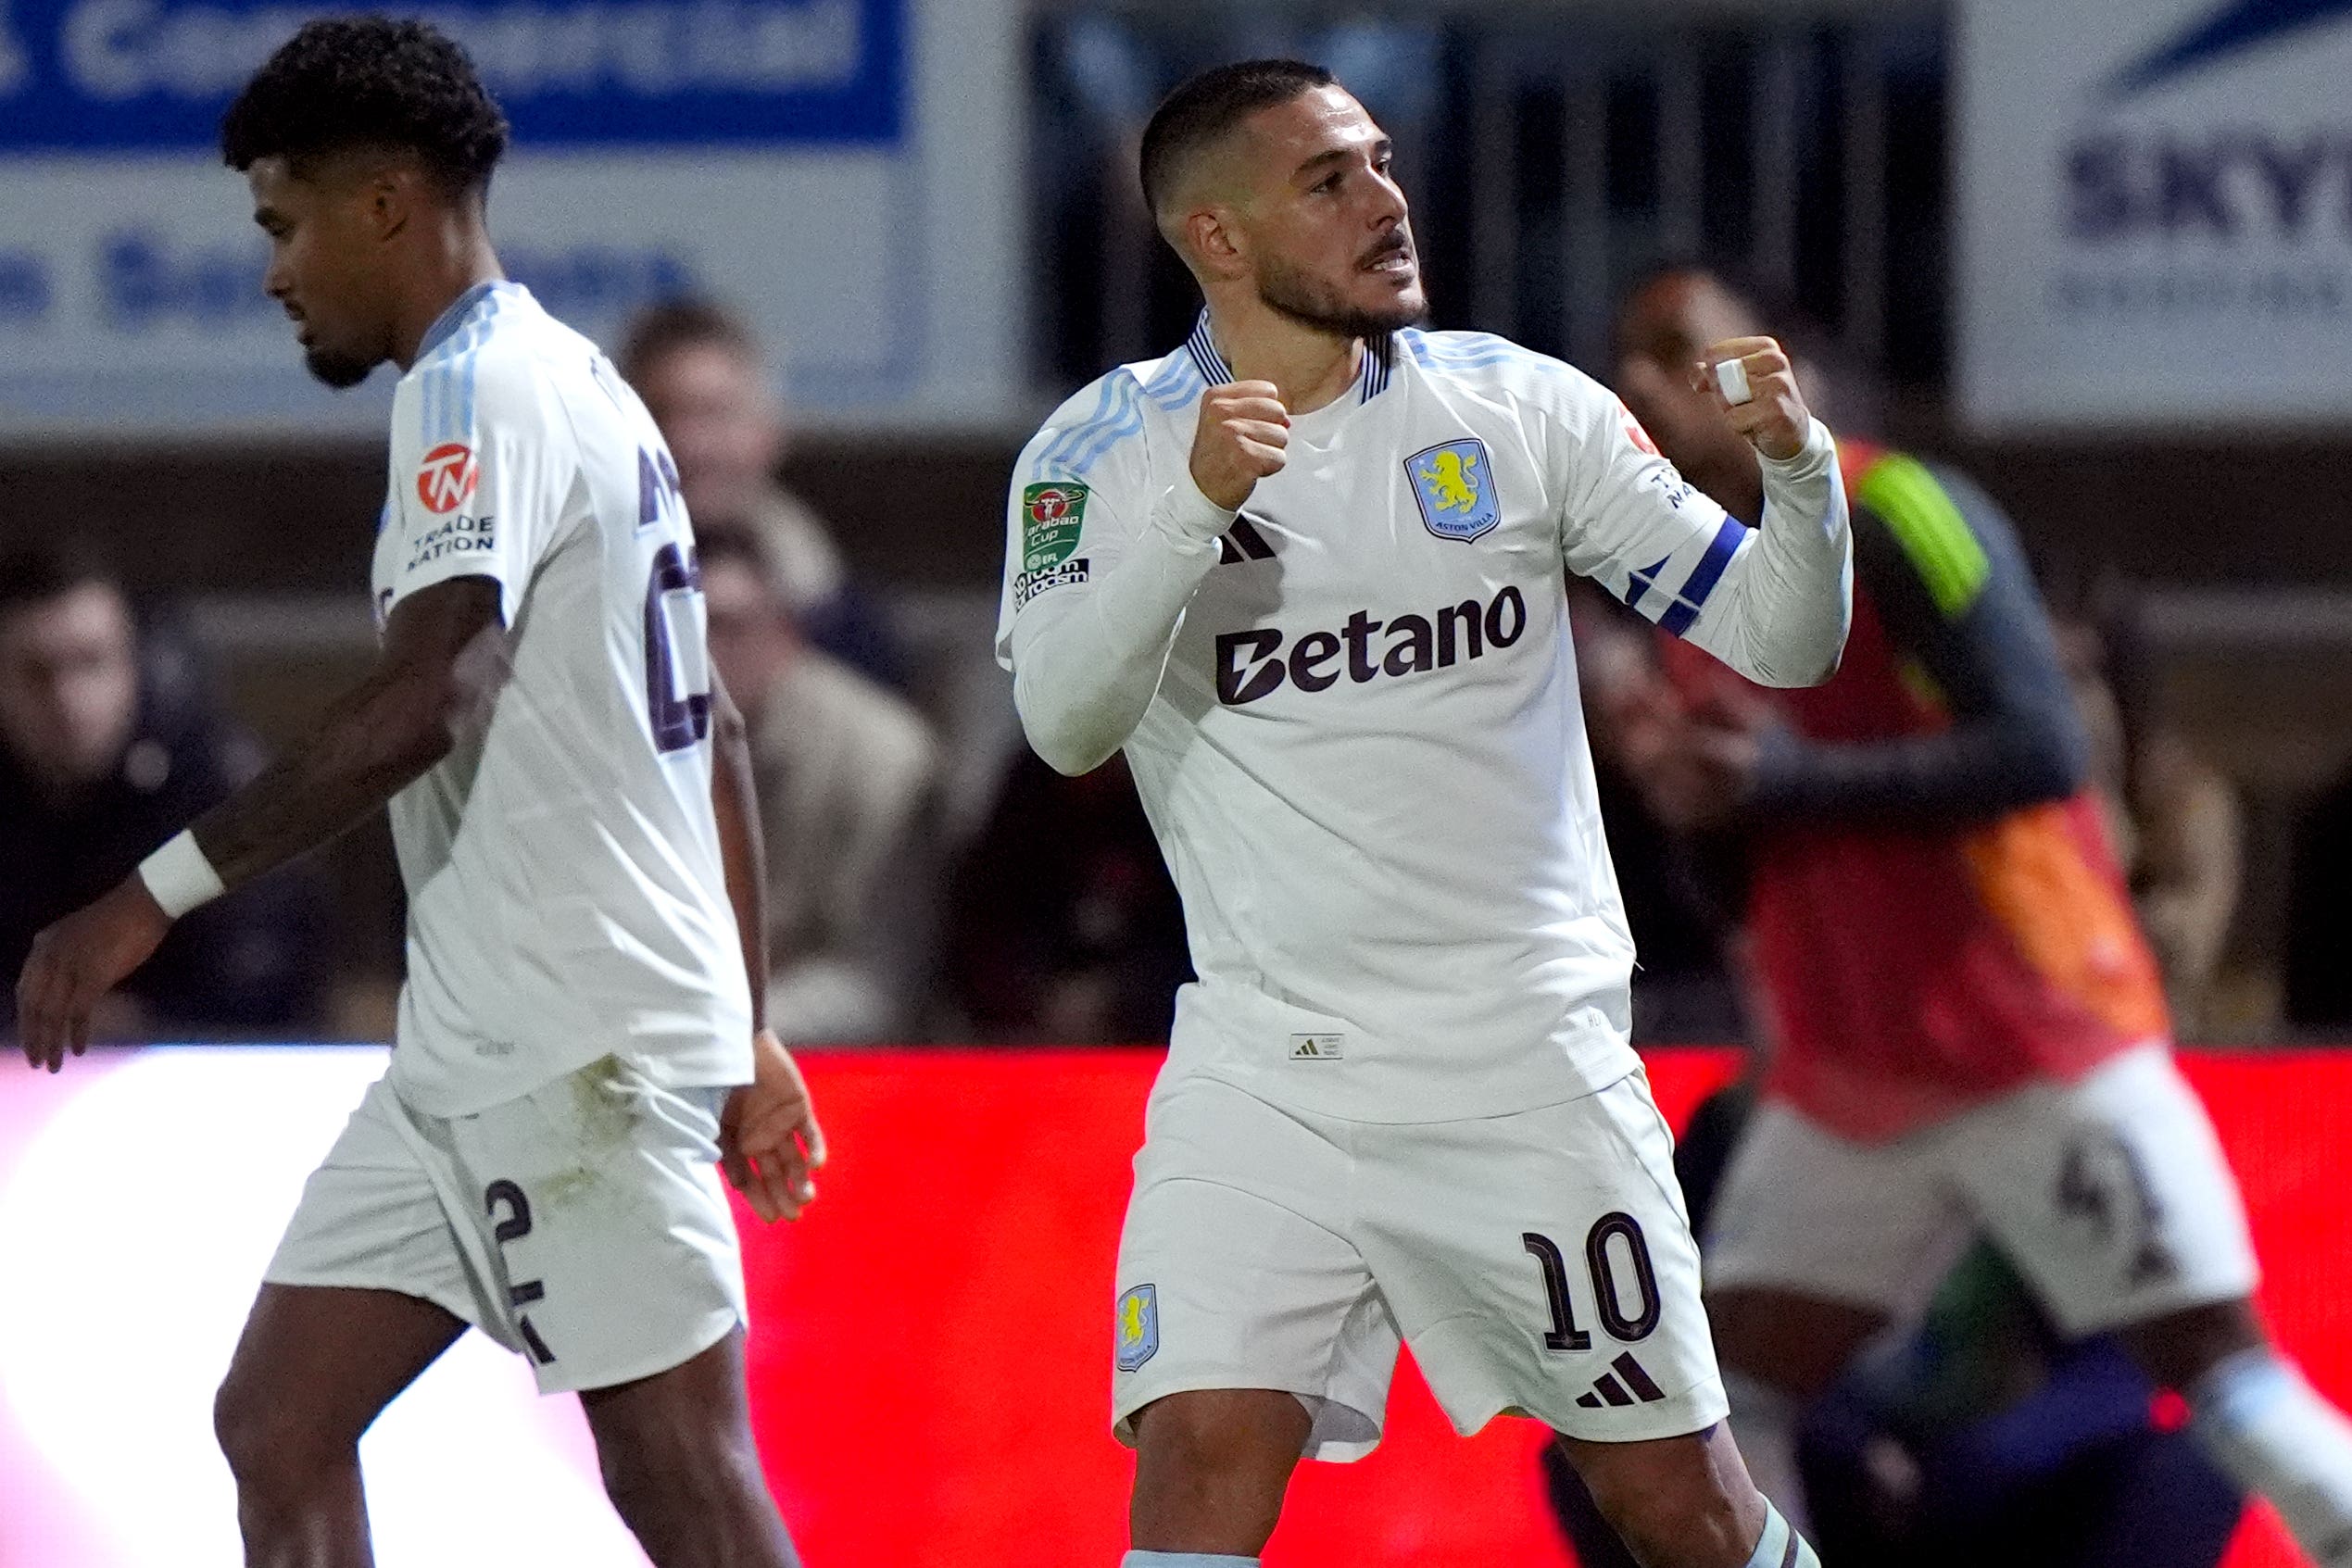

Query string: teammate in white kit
[998,62,1852,1568]
[15,20,820,1568]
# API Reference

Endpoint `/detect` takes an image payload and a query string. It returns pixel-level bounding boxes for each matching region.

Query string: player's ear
[363,162,421,244]
[1185,206,1249,282]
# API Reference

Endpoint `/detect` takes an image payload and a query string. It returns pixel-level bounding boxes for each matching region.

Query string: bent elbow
[2010,718,2090,807]
[1012,682,1118,777]
[1026,720,1117,778]
[709,689,751,755]
[1748,627,1849,691]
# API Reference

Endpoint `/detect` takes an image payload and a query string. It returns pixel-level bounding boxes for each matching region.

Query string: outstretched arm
[706,671,828,1223]
[1742,467,2088,823]
[17,576,509,1070]
[707,673,770,1034]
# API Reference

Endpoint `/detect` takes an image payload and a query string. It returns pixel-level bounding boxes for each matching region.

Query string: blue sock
[1742,1501,1821,1568]
[1122,1555,1261,1567]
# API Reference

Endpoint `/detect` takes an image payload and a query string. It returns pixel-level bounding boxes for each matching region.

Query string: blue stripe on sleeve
[1656,519,1746,636]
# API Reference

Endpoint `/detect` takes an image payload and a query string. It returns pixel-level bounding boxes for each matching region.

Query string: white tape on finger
[1715,358,1754,406]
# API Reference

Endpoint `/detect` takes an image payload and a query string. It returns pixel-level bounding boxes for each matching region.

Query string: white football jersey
[998,318,1848,1123]
[371,282,750,1118]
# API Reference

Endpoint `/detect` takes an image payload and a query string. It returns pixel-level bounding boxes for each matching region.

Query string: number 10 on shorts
[1522,1213,1663,1351]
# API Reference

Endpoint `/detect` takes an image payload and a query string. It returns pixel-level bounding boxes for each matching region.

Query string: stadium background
[6,0,2352,1562]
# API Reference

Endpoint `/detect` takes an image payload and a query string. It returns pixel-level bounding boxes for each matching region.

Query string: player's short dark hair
[1139,58,1336,216]
[220,17,509,198]
[0,538,120,619]
[617,298,764,386]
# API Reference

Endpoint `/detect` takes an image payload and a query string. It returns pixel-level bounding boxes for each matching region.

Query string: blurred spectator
[0,543,327,1034]
[943,749,1189,1043]
[620,298,910,689]
[1547,1084,2244,1568]
[2058,621,2243,1039]
[2288,766,2352,1030]
[698,530,940,1044]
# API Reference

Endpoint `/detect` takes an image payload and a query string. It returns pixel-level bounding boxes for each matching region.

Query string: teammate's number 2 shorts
[1112,1068,1727,1461]
[265,1055,748,1394]
[1705,1044,2259,1336]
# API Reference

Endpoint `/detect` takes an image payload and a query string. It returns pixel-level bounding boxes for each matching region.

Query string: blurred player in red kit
[1609,266,2352,1568]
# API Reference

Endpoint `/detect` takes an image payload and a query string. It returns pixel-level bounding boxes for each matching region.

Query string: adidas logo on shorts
[1575,1351,1668,1410]
[1289,1034,1345,1060]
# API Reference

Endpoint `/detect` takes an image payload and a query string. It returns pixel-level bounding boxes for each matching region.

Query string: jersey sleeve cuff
[1152,474,1240,548]
[1759,416,1837,482]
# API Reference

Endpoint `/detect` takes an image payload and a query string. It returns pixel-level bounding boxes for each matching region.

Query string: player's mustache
[1360,232,1413,269]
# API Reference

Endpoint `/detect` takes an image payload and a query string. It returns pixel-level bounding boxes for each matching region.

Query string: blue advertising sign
[1960,0,2352,428]
[0,0,903,147]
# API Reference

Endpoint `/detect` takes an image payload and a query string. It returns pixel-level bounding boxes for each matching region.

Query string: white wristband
[138,830,225,920]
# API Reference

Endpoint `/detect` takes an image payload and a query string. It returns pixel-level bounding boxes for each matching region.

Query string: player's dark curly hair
[1139,58,1335,217]
[220,17,509,198]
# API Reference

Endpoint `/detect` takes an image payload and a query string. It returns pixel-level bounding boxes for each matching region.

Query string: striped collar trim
[1358,332,1395,403]
[1184,310,1231,384]
[1182,309,1397,404]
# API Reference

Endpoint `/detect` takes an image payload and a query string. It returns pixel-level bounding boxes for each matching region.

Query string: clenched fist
[1190,380,1289,511]
[1693,336,1813,462]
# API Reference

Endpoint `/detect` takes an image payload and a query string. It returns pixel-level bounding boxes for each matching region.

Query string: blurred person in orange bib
[1611,265,2352,1568]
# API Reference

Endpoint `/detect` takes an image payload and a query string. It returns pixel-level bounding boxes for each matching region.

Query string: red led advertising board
[2,1047,2345,1566]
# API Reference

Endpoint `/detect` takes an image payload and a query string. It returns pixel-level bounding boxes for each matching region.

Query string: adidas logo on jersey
[1217,515,1277,564]
[1575,1351,1669,1410]
[1214,584,1529,707]
[1289,1034,1345,1060]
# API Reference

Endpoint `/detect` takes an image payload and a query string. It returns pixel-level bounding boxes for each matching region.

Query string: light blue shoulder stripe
[416,291,511,443]
[1036,376,1120,476]
[1418,332,1550,363]
[1038,371,1146,480]
[1413,333,1566,383]
[1145,350,1201,410]
[1064,372,1146,476]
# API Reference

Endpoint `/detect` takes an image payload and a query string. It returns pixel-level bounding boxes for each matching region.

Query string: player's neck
[1204,298,1362,415]
[388,223,507,372]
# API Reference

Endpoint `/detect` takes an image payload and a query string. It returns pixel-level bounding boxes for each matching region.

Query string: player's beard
[1256,251,1428,341]
[304,343,376,390]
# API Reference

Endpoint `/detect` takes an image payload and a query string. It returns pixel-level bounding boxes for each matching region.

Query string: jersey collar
[1181,308,1397,406]
[416,280,519,362]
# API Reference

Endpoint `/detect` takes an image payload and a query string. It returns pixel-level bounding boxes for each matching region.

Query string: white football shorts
[265,1054,748,1394]
[1111,1067,1727,1461]
[1705,1043,2258,1336]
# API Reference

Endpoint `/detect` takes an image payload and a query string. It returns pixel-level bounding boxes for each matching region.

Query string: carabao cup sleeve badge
[1021,482,1088,571]
[1405,437,1502,542]
[1114,1283,1161,1372]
